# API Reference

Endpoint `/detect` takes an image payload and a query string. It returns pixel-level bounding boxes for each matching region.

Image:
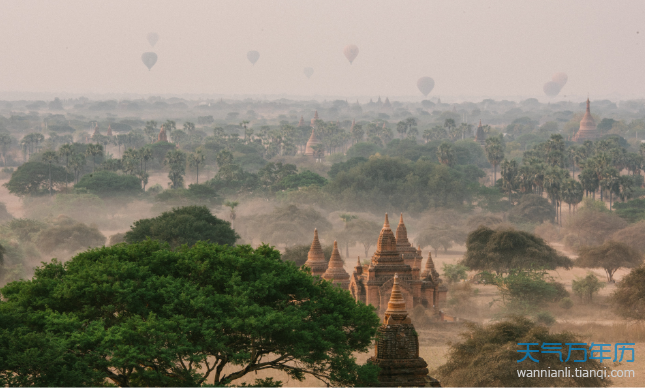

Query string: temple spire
[385,274,408,318]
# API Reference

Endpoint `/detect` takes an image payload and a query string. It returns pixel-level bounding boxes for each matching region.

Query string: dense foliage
[461,226,572,274]
[0,241,380,386]
[74,170,142,197]
[3,162,71,196]
[125,206,238,248]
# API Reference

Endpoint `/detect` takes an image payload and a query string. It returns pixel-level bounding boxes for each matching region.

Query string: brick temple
[368,274,441,387]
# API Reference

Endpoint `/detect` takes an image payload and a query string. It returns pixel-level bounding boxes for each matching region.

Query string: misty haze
[1,1,645,387]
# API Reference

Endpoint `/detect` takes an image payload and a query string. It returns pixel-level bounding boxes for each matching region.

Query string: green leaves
[1,241,380,386]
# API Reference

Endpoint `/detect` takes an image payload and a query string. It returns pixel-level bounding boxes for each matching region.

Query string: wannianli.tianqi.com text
[516,368,635,379]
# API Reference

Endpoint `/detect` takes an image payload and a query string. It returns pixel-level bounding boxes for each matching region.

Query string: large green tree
[461,226,572,274]
[125,206,238,248]
[75,170,142,197]
[3,161,71,196]
[0,241,380,386]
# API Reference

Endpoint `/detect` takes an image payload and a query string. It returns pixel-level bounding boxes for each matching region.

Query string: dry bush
[611,220,645,253]
[562,208,627,250]
[534,221,561,242]
[551,321,645,343]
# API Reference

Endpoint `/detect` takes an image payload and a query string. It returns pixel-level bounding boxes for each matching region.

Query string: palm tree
[69,154,86,184]
[561,178,583,215]
[141,147,153,173]
[339,214,358,257]
[600,168,620,210]
[41,151,58,196]
[500,159,518,204]
[544,167,568,225]
[0,133,13,166]
[616,175,635,204]
[58,143,74,188]
[436,142,455,166]
[485,137,505,186]
[224,201,239,223]
[188,151,206,184]
[396,121,408,138]
[86,144,103,172]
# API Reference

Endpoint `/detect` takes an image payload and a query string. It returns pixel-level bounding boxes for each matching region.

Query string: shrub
[572,273,605,303]
[559,297,574,310]
[534,311,556,326]
[442,263,469,283]
[612,265,645,320]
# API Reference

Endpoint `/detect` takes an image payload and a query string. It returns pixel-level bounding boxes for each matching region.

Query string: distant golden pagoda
[304,111,322,159]
[157,125,168,142]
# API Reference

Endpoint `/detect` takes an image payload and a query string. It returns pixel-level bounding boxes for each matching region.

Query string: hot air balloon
[417,77,435,97]
[552,72,568,87]
[247,50,260,65]
[343,44,359,64]
[543,81,561,97]
[147,32,159,47]
[141,52,158,71]
[304,67,314,78]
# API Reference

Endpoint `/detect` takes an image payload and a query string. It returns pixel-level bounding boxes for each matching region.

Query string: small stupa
[322,241,350,289]
[573,98,599,142]
[106,124,113,137]
[298,116,305,127]
[421,252,440,284]
[157,125,168,142]
[92,124,100,137]
[303,229,328,276]
[368,274,439,387]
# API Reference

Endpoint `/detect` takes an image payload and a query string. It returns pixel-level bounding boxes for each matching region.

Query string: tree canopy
[74,170,143,197]
[508,194,555,224]
[461,226,572,274]
[435,316,609,387]
[125,206,238,248]
[576,241,643,282]
[612,264,645,320]
[3,161,71,196]
[0,241,380,386]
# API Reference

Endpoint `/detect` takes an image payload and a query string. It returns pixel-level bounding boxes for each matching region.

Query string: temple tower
[573,99,599,142]
[304,111,322,159]
[322,241,350,289]
[157,125,168,142]
[106,124,113,137]
[475,119,486,146]
[298,116,304,127]
[93,124,100,137]
[368,274,439,387]
[395,213,422,268]
[304,229,328,276]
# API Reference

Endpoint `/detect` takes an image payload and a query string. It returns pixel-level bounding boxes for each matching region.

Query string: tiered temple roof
[304,229,328,276]
[396,213,422,267]
[367,274,439,387]
[321,241,350,289]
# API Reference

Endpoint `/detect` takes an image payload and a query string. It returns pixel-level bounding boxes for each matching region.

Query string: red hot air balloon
[304,67,314,78]
[147,32,159,47]
[417,77,435,97]
[343,44,359,64]
[543,81,561,97]
[247,50,260,65]
[141,52,157,71]
[552,72,568,88]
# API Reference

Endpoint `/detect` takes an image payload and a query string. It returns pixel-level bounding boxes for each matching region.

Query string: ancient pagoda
[304,229,328,276]
[157,125,168,142]
[321,241,350,289]
[475,119,486,146]
[304,111,322,159]
[348,213,447,312]
[396,213,423,268]
[573,98,599,142]
[106,124,113,137]
[368,274,440,387]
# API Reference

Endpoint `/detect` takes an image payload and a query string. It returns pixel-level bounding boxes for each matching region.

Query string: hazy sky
[1,0,644,100]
